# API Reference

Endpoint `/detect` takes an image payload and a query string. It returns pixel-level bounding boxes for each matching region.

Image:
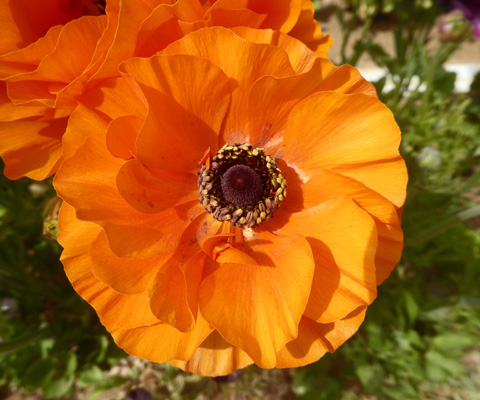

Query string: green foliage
[0,171,125,398]
[1,0,480,399]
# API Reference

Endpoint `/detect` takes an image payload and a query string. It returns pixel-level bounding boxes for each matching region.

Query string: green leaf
[22,359,55,388]
[43,375,75,399]
[425,351,466,382]
[77,365,105,388]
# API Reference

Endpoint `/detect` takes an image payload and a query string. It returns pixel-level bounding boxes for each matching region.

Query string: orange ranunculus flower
[0,0,330,180]
[54,27,406,376]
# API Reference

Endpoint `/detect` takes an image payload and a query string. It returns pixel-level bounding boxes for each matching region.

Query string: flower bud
[438,10,471,42]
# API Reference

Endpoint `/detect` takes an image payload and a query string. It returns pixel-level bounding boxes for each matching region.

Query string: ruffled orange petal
[89,230,165,295]
[5,16,107,107]
[199,232,314,368]
[334,158,408,209]
[282,92,405,206]
[253,0,302,32]
[0,0,81,54]
[0,116,66,180]
[230,26,318,74]
[274,198,377,324]
[248,59,376,153]
[162,27,295,143]
[120,54,231,172]
[55,105,201,259]
[58,203,159,331]
[116,159,198,214]
[111,313,213,363]
[283,169,403,284]
[148,251,205,332]
[105,115,140,159]
[134,5,184,57]
[0,26,62,78]
[287,0,332,56]
[276,306,367,368]
[209,8,266,29]
[170,330,254,377]
[90,0,158,81]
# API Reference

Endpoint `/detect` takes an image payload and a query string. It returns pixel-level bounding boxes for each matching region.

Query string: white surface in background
[358,64,480,92]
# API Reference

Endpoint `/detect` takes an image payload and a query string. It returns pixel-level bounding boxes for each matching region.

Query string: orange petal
[287,0,332,57]
[209,8,266,29]
[90,0,158,81]
[58,203,159,331]
[105,115,141,159]
[170,330,254,376]
[276,306,367,368]
[275,317,330,368]
[274,198,377,323]
[283,169,404,284]
[134,5,184,57]
[120,54,231,172]
[55,106,202,259]
[5,16,107,106]
[231,26,317,74]
[247,58,335,148]
[0,0,91,53]
[334,157,408,209]
[147,252,206,332]
[0,82,49,121]
[199,231,314,368]
[89,230,165,295]
[312,64,377,97]
[0,116,66,180]
[162,27,295,142]
[111,313,213,363]
[116,159,198,214]
[80,75,148,122]
[254,0,302,32]
[282,92,401,178]
[0,26,62,78]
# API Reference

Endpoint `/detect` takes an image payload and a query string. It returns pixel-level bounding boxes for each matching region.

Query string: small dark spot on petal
[147,201,154,208]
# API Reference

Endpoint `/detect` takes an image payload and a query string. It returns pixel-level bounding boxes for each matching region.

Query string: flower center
[197,143,287,228]
[221,164,263,207]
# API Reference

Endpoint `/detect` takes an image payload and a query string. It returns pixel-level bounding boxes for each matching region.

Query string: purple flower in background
[440,0,480,39]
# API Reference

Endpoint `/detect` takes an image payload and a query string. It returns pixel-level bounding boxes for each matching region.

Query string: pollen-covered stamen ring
[197,143,287,229]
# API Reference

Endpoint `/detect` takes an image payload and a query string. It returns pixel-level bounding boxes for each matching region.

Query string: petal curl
[274,198,377,323]
[282,92,405,205]
[170,330,254,377]
[111,313,213,364]
[120,54,231,172]
[58,203,159,331]
[199,232,314,368]
[276,306,367,368]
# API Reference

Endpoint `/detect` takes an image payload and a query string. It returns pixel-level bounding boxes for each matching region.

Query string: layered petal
[162,27,296,141]
[89,230,165,295]
[282,92,405,206]
[199,232,315,368]
[111,313,213,364]
[120,54,232,172]
[274,198,378,323]
[0,116,66,180]
[58,203,159,331]
[170,330,254,377]
[247,58,376,151]
[276,306,367,368]
[283,169,403,283]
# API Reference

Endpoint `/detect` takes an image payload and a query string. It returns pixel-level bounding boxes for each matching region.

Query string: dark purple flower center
[221,165,264,207]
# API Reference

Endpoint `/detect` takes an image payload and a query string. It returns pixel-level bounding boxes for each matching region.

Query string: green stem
[0,328,50,355]
[406,205,480,247]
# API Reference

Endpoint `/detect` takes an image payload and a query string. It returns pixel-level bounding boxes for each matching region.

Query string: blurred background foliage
[1,0,480,399]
